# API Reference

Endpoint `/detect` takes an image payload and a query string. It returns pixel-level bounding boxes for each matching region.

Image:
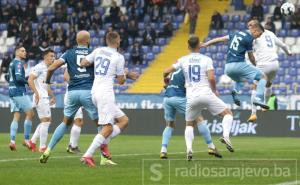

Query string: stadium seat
[231,15,240,22]
[264,0,273,5]
[152,46,161,54]
[124,52,130,61]
[176,15,184,23]
[209,30,218,37]
[222,15,229,22]
[172,23,179,29]
[146,53,155,61]
[138,23,145,30]
[67,7,73,15]
[157,38,166,46]
[141,46,149,53]
[277,30,287,37]
[289,29,300,37]
[263,6,269,14]
[0,24,7,31]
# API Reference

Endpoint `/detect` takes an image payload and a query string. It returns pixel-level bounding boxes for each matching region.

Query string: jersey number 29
[95,57,110,75]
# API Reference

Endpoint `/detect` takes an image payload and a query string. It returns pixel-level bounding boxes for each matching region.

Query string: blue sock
[10,121,18,141]
[256,79,266,101]
[197,123,212,145]
[48,122,69,150]
[161,127,174,148]
[24,120,32,140]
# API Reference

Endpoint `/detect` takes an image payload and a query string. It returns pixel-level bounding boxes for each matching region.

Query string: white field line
[0,150,210,163]
[274,181,299,185]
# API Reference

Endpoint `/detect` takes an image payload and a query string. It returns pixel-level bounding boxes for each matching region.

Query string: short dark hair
[188,36,199,50]
[43,49,55,58]
[14,45,24,52]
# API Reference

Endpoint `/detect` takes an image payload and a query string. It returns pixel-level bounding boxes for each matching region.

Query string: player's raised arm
[163,65,177,78]
[45,59,64,84]
[202,35,229,47]
[28,73,39,104]
[274,36,292,56]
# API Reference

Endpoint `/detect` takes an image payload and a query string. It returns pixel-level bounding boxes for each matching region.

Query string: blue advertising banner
[0,93,291,110]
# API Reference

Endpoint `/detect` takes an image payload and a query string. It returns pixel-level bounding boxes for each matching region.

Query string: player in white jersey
[247,20,292,122]
[164,36,235,158]
[27,49,56,152]
[80,31,139,167]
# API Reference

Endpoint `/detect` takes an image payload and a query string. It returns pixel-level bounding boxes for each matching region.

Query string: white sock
[222,114,233,138]
[251,90,257,115]
[83,134,105,157]
[39,122,50,148]
[31,124,41,144]
[161,146,167,153]
[265,87,272,103]
[184,126,194,153]
[208,143,215,149]
[104,125,121,144]
[70,124,81,148]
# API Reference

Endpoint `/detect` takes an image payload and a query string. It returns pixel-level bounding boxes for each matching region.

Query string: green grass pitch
[0,134,299,185]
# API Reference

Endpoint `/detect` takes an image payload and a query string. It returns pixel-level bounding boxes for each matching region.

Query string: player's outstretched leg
[253,77,269,109]
[231,82,243,106]
[160,125,174,159]
[197,120,222,158]
[248,89,258,122]
[40,121,70,163]
[81,125,114,168]
[219,109,234,152]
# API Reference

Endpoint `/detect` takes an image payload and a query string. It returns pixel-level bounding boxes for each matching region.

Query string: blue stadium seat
[209,30,218,37]
[236,22,246,30]
[278,54,285,61]
[264,0,273,5]
[93,0,100,5]
[62,23,70,30]
[152,46,161,54]
[138,23,145,30]
[124,52,130,61]
[263,6,269,14]
[287,55,297,62]
[289,68,297,76]
[224,22,234,29]
[220,29,229,36]
[278,30,287,37]
[67,8,73,15]
[89,30,96,37]
[242,14,251,22]
[278,68,285,76]
[231,15,240,22]
[157,38,166,46]
[52,23,59,29]
[222,15,229,22]
[199,48,206,53]
[289,29,300,37]
[97,7,105,16]
[53,46,62,53]
[142,46,149,53]
[43,8,52,16]
[176,15,184,23]
[98,29,105,37]
[0,24,7,31]
[216,53,224,61]
[146,53,155,61]
[208,45,218,53]
[172,23,179,29]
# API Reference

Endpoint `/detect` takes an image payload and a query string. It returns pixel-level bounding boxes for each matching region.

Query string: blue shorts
[10,95,32,113]
[163,96,186,121]
[225,62,263,82]
[64,90,98,120]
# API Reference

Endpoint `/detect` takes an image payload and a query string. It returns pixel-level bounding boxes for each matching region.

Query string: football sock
[31,124,41,144]
[10,120,18,142]
[103,125,121,144]
[251,90,257,115]
[24,119,32,141]
[83,134,105,157]
[39,122,50,148]
[185,126,194,153]
[197,122,213,147]
[70,124,81,148]
[222,114,233,138]
[256,79,267,101]
[265,87,272,103]
[48,122,69,150]
[161,126,174,153]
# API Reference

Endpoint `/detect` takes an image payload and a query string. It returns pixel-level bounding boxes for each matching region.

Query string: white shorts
[33,97,51,119]
[186,94,228,121]
[92,93,125,125]
[257,61,279,82]
[64,91,83,120]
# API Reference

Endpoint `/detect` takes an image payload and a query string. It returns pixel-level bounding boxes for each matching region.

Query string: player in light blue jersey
[161,69,222,160]
[7,46,34,151]
[202,21,269,110]
[39,31,99,163]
